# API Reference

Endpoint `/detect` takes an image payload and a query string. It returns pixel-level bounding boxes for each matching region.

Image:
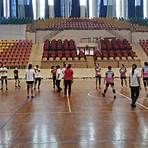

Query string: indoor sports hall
[0,0,148,147]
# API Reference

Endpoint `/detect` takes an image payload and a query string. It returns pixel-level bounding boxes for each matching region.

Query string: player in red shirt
[64,64,73,97]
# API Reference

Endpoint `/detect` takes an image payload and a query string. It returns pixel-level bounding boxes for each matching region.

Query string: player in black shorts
[14,67,21,88]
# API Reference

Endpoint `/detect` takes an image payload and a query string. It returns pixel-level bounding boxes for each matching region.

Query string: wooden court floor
[0,79,148,148]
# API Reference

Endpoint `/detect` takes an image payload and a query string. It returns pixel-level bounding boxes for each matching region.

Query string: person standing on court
[119,64,127,87]
[51,66,57,89]
[129,64,141,108]
[95,63,101,89]
[0,64,8,90]
[64,64,73,97]
[56,65,63,92]
[25,64,35,99]
[14,67,21,88]
[102,66,116,99]
[34,65,42,90]
[141,62,148,98]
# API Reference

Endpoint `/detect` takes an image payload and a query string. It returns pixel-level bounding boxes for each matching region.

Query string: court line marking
[0,98,29,130]
[2,138,148,145]
[88,90,148,110]
[88,91,130,104]
[116,90,148,110]
[67,97,72,113]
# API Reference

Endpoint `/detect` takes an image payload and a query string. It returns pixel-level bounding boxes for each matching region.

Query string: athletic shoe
[59,88,62,92]
[131,103,136,108]
[114,95,116,99]
[102,93,105,97]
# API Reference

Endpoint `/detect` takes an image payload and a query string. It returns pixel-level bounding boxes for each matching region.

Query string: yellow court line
[67,96,72,113]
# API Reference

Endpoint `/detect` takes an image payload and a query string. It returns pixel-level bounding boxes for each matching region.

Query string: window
[11,0,17,17]
[32,0,36,19]
[135,0,141,6]
[48,0,54,6]
[80,0,86,6]
[40,0,45,18]
[144,0,148,18]
[3,0,10,17]
[89,0,93,17]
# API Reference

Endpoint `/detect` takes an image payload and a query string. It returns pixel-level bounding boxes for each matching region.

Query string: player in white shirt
[62,64,67,75]
[34,65,42,90]
[129,64,141,108]
[62,63,67,86]
[25,64,35,99]
[56,65,63,92]
[0,64,8,90]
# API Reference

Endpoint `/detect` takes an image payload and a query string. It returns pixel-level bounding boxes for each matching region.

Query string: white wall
[36,30,53,43]
[26,32,35,43]
[51,30,115,43]
[114,30,131,41]
[0,25,26,40]
[132,32,148,43]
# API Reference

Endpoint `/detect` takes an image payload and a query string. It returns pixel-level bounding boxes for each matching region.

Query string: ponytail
[132,64,137,75]
[132,68,135,75]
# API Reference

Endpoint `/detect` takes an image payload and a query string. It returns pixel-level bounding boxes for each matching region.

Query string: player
[102,66,116,99]
[14,67,21,88]
[95,63,101,89]
[0,64,8,90]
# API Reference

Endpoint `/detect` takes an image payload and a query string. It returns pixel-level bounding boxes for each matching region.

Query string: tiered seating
[42,39,86,61]
[0,40,32,68]
[129,18,148,32]
[0,17,32,24]
[94,38,137,60]
[139,39,148,55]
[28,18,130,31]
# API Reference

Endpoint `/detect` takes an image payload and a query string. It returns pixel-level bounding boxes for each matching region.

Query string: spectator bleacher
[0,17,147,32]
[139,39,148,55]
[42,39,86,61]
[94,38,137,60]
[27,18,130,31]
[0,17,32,24]
[0,40,32,68]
